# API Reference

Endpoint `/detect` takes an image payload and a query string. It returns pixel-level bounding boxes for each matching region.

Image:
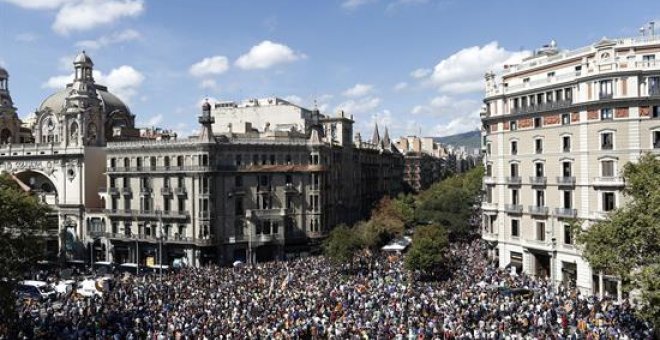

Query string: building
[395,135,447,192]
[480,34,660,298]
[0,52,405,267]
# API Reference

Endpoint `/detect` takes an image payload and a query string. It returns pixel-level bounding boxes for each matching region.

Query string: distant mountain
[433,130,481,150]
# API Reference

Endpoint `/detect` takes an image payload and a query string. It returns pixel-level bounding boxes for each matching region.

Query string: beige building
[481,34,660,297]
[395,135,448,192]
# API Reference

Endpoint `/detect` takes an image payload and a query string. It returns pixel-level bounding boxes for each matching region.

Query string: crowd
[4,239,655,339]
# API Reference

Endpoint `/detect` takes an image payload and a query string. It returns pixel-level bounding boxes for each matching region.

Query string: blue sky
[1,0,658,138]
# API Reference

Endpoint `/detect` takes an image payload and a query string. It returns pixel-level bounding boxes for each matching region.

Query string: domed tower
[0,66,21,144]
[63,51,103,146]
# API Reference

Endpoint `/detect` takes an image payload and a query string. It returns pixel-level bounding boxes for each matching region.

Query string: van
[17,280,56,300]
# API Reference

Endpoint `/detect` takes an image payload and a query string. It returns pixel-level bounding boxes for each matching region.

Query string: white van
[17,280,56,300]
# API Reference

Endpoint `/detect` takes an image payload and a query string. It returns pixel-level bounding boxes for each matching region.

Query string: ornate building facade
[480,35,660,297]
[0,53,404,267]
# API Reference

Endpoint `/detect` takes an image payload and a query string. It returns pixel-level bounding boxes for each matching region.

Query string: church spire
[382,126,391,146]
[371,121,380,145]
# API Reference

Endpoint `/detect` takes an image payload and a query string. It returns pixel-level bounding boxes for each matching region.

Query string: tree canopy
[404,224,449,275]
[575,153,660,323]
[323,224,363,264]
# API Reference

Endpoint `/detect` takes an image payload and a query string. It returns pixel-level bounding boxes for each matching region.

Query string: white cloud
[341,0,375,10]
[393,82,408,91]
[190,56,230,77]
[410,68,431,79]
[335,96,381,114]
[43,65,145,103]
[342,83,373,97]
[411,95,480,117]
[427,41,531,94]
[431,111,481,137]
[53,0,144,34]
[199,79,218,90]
[75,29,141,50]
[283,95,302,105]
[15,32,38,42]
[235,40,306,70]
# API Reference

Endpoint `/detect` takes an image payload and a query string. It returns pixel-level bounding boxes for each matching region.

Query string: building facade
[0,52,404,267]
[395,136,448,192]
[480,35,660,297]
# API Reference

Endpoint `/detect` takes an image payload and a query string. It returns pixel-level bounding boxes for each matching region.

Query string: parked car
[17,280,56,301]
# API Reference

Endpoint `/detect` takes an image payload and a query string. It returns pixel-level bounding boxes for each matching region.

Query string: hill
[433,130,481,150]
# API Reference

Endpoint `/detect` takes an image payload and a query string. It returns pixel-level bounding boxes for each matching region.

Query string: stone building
[395,135,448,192]
[0,53,405,267]
[480,34,660,298]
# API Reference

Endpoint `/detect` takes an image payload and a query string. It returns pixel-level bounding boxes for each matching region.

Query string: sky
[0,0,658,138]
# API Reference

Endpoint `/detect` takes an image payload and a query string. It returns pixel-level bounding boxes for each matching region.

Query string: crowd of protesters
[4,238,654,339]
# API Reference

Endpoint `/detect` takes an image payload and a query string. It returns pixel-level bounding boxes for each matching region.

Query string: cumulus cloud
[335,96,381,115]
[342,83,373,97]
[189,56,230,77]
[393,82,408,91]
[283,95,302,105]
[341,0,376,10]
[410,68,431,79]
[431,111,481,137]
[53,0,144,34]
[235,40,306,70]
[427,41,530,94]
[43,65,145,103]
[1,0,73,9]
[75,29,141,50]
[412,95,480,116]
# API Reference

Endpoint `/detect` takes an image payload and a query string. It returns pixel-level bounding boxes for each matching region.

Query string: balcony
[161,187,173,195]
[505,176,522,185]
[104,209,134,217]
[528,205,549,216]
[510,99,572,115]
[525,238,553,251]
[593,176,624,187]
[161,210,189,219]
[482,231,498,241]
[554,208,577,218]
[556,176,576,186]
[481,202,498,212]
[504,204,523,214]
[529,176,547,186]
[599,93,613,100]
[174,187,187,196]
[121,187,132,196]
[483,176,495,185]
[247,208,288,219]
[257,185,272,193]
[99,187,120,196]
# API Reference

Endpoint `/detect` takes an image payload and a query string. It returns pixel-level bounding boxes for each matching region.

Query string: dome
[38,85,131,116]
[73,51,93,65]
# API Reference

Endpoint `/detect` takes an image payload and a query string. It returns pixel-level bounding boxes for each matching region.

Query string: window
[285,174,293,185]
[252,154,259,165]
[653,106,660,118]
[599,80,613,98]
[285,154,292,164]
[547,71,555,78]
[261,154,267,165]
[653,131,660,149]
[601,132,613,150]
[486,143,492,156]
[546,91,553,102]
[601,160,615,177]
[563,225,573,244]
[510,121,517,131]
[259,175,269,186]
[536,190,545,207]
[523,77,530,83]
[234,175,243,187]
[486,186,493,203]
[600,108,613,120]
[602,192,616,211]
[178,198,185,212]
[561,113,570,125]
[649,76,660,96]
[562,136,571,152]
[235,154,242,166]
[511,220,520,237]
[565,88,572,102]
[562,161,572,177]
[486,164,492,177]
[536,222,545,241]
[535,163,544,177]
[574,65,582,75]
[510,163,519,177]
[534,117,542,128]
[537,93,544,104]
[510,141,518,155]
[235,198,244,216]
[270,155,276,165]
[563,191,572,209]
[535,139,543,154]
[511,189,519,205]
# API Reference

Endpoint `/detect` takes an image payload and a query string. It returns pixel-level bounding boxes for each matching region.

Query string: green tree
[405,224,448,275]
[575,153,660,324]
[323,224,363,264]
[359,197,407,250]
[0,173,51,328]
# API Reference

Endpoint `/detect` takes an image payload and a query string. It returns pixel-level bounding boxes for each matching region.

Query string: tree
[405,224,449,275]
[575,153,660,324]
[323,224,363,264]
[359,197,407,250]
[0,173,51,327]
